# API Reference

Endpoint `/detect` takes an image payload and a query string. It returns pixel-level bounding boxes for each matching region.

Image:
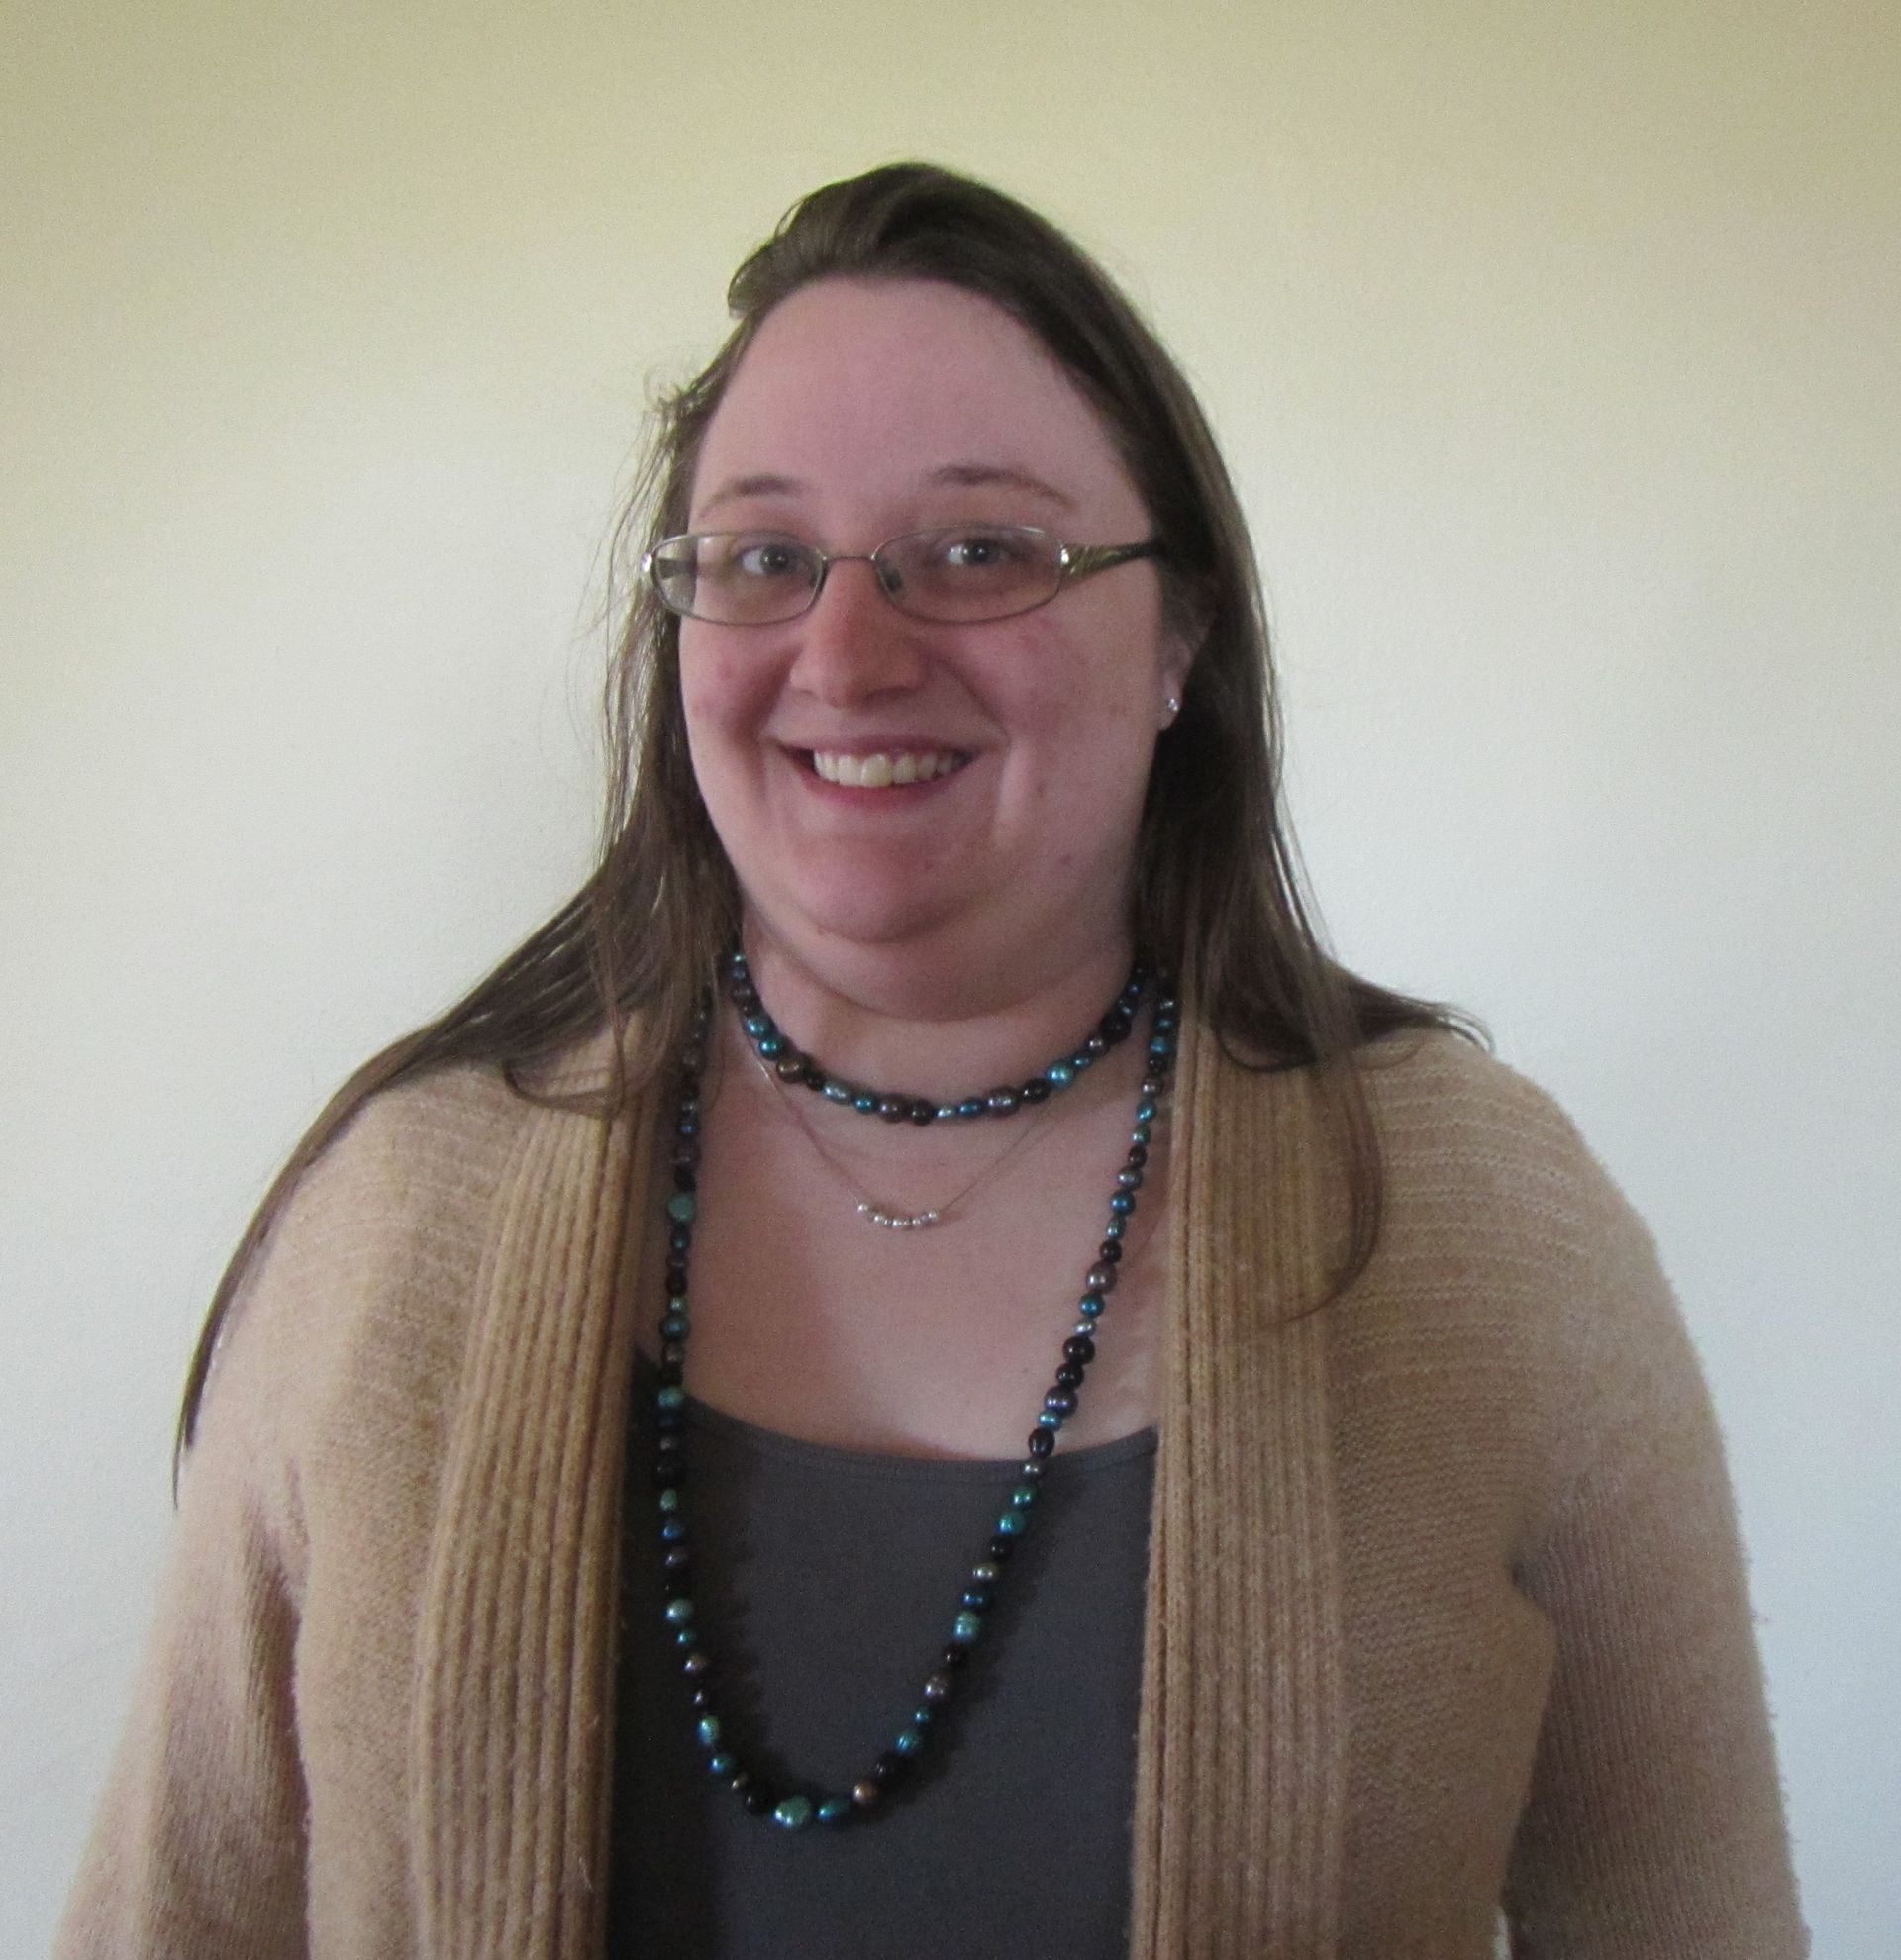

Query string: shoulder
[1352,1029,1655,1280]
[193,1037,625,1483]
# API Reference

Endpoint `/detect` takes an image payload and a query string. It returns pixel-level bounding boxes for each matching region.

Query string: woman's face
[679,277,1188,986]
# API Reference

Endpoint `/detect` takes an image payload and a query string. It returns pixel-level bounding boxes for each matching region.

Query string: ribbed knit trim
[411,1096,650,1959]
[1129,1018,1347,1959]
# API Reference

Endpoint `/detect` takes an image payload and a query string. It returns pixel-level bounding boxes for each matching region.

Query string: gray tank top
[609,1353,1158,1957]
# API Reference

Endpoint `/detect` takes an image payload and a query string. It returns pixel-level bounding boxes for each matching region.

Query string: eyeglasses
[643,524,1161,627]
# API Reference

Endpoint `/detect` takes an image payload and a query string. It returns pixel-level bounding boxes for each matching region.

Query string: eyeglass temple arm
[1062,540,1162,580]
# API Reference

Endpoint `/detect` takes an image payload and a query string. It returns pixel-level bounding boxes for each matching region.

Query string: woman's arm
[1502,1173,1806,1957]
[56,1302,311,1959]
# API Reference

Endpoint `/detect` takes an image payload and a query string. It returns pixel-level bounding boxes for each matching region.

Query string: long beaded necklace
[651,962,1177,1831]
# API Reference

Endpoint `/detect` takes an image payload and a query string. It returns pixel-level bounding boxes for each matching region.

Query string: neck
[736,918,1142,1105]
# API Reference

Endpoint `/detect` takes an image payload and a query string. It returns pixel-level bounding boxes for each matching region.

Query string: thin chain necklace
[727,949,1149,1124]
[651,966,1177,1831]
[744,1036,1060,1229]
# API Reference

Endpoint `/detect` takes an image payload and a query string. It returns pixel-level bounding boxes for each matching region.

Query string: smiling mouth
[807,748,970,788]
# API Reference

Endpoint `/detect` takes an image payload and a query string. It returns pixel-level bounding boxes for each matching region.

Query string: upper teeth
[812,750,963,788]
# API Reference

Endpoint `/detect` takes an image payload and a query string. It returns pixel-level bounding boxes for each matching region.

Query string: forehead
[689,278,1143,525]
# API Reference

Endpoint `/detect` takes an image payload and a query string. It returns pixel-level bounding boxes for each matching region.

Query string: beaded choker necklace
[651,966,1177,1831]
[727,950,1149,1124]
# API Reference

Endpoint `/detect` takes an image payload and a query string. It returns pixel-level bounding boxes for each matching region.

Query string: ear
[1155,616,1200,730]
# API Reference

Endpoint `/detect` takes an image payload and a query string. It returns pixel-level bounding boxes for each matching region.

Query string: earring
[1164,694,1182,723]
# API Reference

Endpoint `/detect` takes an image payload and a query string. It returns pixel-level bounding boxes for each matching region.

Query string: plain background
[3,2,1895,1952]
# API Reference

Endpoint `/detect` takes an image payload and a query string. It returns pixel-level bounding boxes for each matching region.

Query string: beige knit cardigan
[58,1020,1806,1958]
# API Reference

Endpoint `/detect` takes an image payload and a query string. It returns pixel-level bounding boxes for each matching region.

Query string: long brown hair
[176,162,1477,1465]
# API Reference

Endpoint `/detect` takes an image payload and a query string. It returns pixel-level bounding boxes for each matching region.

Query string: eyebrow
[693,461,1079,524]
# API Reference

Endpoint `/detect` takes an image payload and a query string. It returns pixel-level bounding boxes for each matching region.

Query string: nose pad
[791,556,926,704]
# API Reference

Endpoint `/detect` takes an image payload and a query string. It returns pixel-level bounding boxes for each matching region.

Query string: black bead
[662,1544,692,1573]
[1044,1390,1077,1417]
[1018,1460,1046,1483]
[970,1560,1002,1584]
[877,1096,909,1123]
[1097,1240,1124,1263]
[743,1787,772,1815]
[961,1584,993,1612]
[653,1459,685,1487]
[941,1642,970,1670]
[1086,1263,1118,1292]
[987,1534,1018,1562]
[1055,1363,1084,1390]
[774,1055,805,1081]
[681,1648,711,1678]
[1126,1141,1149,1169]
[1084,1033,1108,1058]
[851,1779,884,1811]
[986,1086,1020,1116]
[1063,1334,1096,1364]
[690,1685,714,1710]
[921,1671,954,1704]
[909,1101,936,1125]
[1028,1428,1054,1458]
[871,1751,908,1788]
[1020,1078,1052,1104]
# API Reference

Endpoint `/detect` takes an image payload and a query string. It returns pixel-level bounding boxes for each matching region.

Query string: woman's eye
[939,531,1025,570]
[733,539,806,579]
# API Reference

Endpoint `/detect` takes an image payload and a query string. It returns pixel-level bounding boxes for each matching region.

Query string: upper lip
[785,738,974,756]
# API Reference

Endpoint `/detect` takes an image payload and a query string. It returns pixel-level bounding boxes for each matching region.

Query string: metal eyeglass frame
[642,525,1163,626]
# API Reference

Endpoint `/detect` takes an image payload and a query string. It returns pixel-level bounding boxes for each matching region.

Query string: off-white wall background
[4,1,1895,1950]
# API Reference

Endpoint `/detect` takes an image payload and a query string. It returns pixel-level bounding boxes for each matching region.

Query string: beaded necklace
[651,964,1177,1830]
[727,949,1148,1124]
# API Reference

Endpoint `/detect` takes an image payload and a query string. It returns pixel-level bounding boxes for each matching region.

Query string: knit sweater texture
[57,1019,1807,1957]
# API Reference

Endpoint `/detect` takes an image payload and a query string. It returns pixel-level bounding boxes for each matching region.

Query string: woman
[60,165,1805,1957]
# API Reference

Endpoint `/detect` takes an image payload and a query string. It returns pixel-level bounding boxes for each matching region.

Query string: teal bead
[666,1193,697,1223]
[816,1797,851,1825]
[660,1519,687,1541]
[1109,1191,1135,1214]
[1037,1411,1061,1428]
[743,1014,770,1038]
[707,1750,735,1777]
[656,1385,686,1410]
[956,1097,985,1119]
[851,1091,878,1112]
[1103,1219,1126,1239]
[894,1725,926,1757]
[952,1610,983,1642]
[661,1314,688,1340]
[1132,1123,1151,1146]
[1079,1291,1106,1317]
[696,1714,721,1747]
[1009,1483,1038,1508]
[772,1796,814,1830]
[912,1706,935,1728]
[935,1105,960,1122]
[657,1488,680,1513]
[665,1597,695,1626]
[995,1511,1025,1536]
[673,1625,697,1648]
[1136,1099,1157,1122]
[1045,1060,1075,1086]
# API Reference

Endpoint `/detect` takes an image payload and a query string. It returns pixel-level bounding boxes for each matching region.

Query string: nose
[786,554,930,706]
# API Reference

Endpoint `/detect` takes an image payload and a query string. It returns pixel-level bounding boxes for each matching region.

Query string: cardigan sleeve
[1500,1158,1807,1957]
[55,1251,313,1958]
